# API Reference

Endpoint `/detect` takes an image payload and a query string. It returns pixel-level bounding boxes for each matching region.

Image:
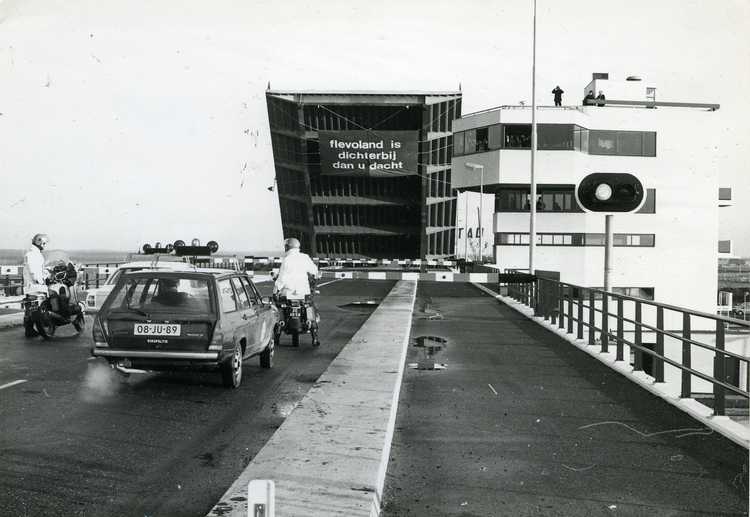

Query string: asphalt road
[383,282,749,517]
[0,279,396,517]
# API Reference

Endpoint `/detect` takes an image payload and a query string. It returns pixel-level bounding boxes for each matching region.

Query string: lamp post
[529,0,538,274]
[465,163,485,263]
[463,189,469,262]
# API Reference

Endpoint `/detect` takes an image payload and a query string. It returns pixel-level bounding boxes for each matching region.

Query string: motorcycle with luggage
[272,273,320,347]
[24,251,86,340]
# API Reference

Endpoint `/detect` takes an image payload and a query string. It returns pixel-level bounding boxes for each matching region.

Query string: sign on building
[319,130,418,177]
[454,190,494,262]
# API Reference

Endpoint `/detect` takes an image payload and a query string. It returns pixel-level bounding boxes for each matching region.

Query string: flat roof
[460,99,719,119]
[267,89,462,96]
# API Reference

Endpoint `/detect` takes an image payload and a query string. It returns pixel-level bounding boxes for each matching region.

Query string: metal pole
[604,214,613,292]
[463,190,468,262]
[529,0,538,274]
[479,167,484,263]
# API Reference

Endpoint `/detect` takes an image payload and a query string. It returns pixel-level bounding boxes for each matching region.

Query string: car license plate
[133,323,181,336]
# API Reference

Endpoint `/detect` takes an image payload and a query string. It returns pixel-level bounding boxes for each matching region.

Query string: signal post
[575,173,646,292]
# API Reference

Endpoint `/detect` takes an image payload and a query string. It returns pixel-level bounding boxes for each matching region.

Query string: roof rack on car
[136,239,245,273]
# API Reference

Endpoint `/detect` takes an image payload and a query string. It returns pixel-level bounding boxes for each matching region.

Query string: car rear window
[106,268,143,285]
[107,276,212,314]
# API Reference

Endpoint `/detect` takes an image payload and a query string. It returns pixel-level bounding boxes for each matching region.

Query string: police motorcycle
[272,273,320,347]
[23,251,86,340]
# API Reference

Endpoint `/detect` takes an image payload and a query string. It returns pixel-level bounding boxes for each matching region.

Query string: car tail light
[93,318,108,348]
[208,327,223,351]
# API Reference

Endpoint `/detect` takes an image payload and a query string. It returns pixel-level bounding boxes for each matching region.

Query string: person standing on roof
[552,85,564,106]
[596,90,606,106]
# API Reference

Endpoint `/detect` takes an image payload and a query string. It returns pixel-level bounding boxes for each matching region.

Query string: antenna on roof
[267,81,271,91]
[459,82,462,91]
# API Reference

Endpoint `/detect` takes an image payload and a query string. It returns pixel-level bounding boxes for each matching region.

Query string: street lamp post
[463,189,469,263]
[529,0,538,274]
[465,163,485,263]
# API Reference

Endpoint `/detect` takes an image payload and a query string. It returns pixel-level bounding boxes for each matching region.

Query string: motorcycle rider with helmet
[273,237,321,345]
[23,233,50,337]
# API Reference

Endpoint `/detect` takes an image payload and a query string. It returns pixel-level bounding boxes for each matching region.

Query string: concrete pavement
[207,280,417,517]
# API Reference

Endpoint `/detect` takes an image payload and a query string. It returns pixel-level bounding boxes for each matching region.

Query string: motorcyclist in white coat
[23,233,49,337]
[23,233,49,294]
[274,237,320,337]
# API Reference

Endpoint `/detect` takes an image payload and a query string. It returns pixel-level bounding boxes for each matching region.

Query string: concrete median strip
[0,312,24,329]
[207,280,417,517]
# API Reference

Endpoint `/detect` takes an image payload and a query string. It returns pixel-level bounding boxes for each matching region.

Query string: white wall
[456,104,721,328]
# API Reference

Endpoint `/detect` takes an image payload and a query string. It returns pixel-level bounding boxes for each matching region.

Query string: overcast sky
[1,0,748,254]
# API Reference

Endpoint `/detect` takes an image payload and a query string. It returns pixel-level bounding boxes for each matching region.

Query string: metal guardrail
[1,258,458,295]
[502,270,750,416]
[0,258,247,296]
[0,264,123,295]
[243,257,458,273]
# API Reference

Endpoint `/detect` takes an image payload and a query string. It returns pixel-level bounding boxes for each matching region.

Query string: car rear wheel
[260,335,274,369]
[221,343,243,388]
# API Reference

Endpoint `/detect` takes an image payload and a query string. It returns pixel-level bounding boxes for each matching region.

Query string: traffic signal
[575,173,645,213]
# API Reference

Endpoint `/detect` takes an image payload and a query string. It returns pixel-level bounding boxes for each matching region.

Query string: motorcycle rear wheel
[73,314,85,333]
[34,312,56,341]
[291,332,299,347]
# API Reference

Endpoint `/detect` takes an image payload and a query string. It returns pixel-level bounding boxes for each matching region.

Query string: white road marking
[317,279,342,288]
[488,383,498,396]
[0,379,28,390]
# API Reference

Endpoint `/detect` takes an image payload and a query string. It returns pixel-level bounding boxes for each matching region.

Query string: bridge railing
[502,270,750,417]
[1,258,247,296]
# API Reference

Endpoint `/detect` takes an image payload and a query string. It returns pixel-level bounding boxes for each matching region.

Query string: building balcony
[314,225,420,236]
[719,188,733,207]
[718,240,736,258]
[311,195,414,206]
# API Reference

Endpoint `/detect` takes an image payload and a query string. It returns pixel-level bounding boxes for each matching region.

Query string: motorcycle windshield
[43,250,73,268]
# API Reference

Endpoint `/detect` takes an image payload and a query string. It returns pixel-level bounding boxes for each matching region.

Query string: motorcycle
[272,274,320,347]
[23,251,86,340]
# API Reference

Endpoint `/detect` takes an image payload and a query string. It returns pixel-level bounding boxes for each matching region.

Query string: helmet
[32,233,49,247]
[284,237,301,251]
